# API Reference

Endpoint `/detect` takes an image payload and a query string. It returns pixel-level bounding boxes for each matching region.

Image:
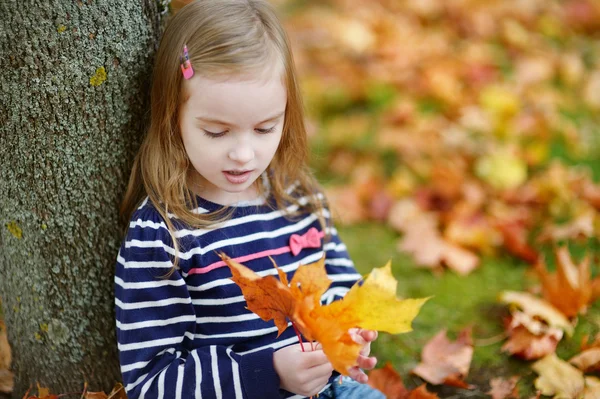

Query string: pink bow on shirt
[289,227,322,256]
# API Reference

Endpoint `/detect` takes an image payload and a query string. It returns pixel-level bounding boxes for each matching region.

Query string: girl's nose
[228,143,254,164]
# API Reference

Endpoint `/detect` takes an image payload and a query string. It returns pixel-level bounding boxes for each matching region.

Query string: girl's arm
[115,208,281,399]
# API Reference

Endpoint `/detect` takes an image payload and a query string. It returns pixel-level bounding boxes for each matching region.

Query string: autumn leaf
[408,385,440,399]
[293,261,429,374]
[496,221,539,265]
[106,383,128,399]
[501,313,562,360]
[221,254,429,375]
[0,321,13,394]
[532,354,586,398]
[535,246,597,318]
[388,199,480,275]
[474,148,528,191]
[220,254,297,337]
[499,291,574,336]
[412,328,474,388]
[367,362,409,399]
[0,370,13,394]
[570,347,600,373]
[569,333,600,373]
[367,363,440,399]
[309,261,429,334]
[487,376,519,399]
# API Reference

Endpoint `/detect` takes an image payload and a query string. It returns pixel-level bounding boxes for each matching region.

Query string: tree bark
[0,0,164,395]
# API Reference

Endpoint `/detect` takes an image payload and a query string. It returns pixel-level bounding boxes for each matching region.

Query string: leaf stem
[291,321,305,352]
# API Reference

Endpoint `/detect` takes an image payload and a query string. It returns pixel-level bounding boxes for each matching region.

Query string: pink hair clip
[180,44,194,80]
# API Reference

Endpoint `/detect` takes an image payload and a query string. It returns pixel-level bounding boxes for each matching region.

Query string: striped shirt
[114,189,361,399]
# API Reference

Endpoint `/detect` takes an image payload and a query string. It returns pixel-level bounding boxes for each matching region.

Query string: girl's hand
[273,343,333,397]
[348,328,378,383]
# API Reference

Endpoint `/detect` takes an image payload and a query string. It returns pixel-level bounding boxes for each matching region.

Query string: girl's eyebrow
[195,111,285,125]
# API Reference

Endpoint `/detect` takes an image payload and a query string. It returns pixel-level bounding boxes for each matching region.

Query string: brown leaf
[85,392,108,399]
[582,181,600,210]
[570,348,600,373]
[501,319,562,360]
[408,384,440,399]
[0,369,14,393]
[324,185,368,225]
[106,383,128,399]
[487,376,519,399]
[537,209,596,243]
[497,222,539,264]
[367,362,409,399]
[412,328,474,388]
[0,321,11,370]
[536,246,595,318]
[391,199,479,275]
[220,254,296,337]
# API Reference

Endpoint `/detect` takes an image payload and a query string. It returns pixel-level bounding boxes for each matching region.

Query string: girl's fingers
[303,349,331,368]
[307,360,334,380]
[356,354,377,370]
[348,366,368,384]
[359,329,378,342]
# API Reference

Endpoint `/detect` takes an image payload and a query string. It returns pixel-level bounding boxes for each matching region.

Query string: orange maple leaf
[535,246,597,318]
[222,254,296,337]
[220,254,429,375]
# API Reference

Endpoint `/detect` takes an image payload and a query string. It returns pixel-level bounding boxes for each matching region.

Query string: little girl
[115,1,386,398]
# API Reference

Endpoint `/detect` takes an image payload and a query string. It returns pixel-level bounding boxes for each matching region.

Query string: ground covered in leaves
[279,0,600,397]
[2,0,600,398]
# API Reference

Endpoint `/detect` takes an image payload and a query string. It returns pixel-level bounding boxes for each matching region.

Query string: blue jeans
[318,376,386,399]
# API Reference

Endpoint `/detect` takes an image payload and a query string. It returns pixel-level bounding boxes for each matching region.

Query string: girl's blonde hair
[120,0,327,270]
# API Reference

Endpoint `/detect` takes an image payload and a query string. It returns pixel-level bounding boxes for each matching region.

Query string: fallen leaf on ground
[389,199,479,275]
[0,369,14,394]
[569,334,600,373]
[535,246,597,318]
[496,221,539,264]
[367,363,440,399]
[408,384,440,399]
[537,208,596,243]
[499,291,574,336]
[501,321,562,360]
[487,376,519,399]
[412,328,474,388]
[532,353,585,398]
[367,362,409,399]
[570,347,600,373]
[0,321,11,370]
[0,321,13,394]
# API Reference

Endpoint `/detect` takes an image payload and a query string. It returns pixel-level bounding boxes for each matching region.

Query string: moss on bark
[0,0,164,394]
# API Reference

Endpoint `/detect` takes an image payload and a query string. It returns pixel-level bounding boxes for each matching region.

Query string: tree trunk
[0,0,164,395]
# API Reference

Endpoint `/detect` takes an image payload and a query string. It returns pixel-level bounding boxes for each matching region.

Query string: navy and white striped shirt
[114,189,361,399]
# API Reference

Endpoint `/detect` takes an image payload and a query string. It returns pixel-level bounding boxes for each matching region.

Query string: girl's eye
[203,129,227,138]
[256,126,276,134]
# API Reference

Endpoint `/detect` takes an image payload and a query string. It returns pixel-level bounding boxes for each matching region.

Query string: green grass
[337,222,600,397]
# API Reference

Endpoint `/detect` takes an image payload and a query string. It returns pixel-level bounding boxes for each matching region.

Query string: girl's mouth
[223,170,253,184]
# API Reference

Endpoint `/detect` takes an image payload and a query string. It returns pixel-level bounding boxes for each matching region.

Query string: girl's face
[179,68,287,205]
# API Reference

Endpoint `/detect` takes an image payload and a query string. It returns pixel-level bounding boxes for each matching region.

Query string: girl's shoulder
[129,197,166,224]
[125,197,172,242]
